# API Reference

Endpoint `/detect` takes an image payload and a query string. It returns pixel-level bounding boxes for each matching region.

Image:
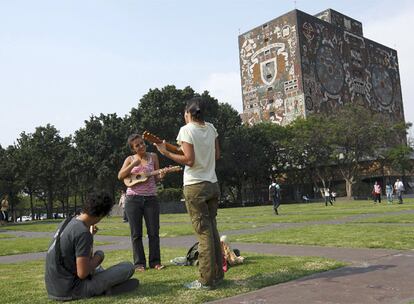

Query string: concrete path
[2,210,414,303]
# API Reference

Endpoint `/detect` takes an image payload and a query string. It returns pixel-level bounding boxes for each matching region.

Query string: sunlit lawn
[3,199,414,236]
[234,223,414,250]
[0,247,344,304]
[0,237,109,256]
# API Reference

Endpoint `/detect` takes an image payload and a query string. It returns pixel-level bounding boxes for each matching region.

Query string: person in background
[394,178,405,204]
[385,180,393,204]
[330,190,337,202]
[118,134,166,272]
[44,192,137,301]
[154,97,224,290]
[372,181,382,204]
[268,178,281,215]
[118,190,128,223]
[0,195,9,225]
[324,188,333,206]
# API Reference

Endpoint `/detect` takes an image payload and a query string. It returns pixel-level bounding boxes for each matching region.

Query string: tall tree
[330,105,392,198]
[30,124,70,218]
[74,113,129,199]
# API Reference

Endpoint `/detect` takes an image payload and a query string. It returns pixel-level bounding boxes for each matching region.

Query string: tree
[74,113,129,200]
[14,132,40,220]
[330,105,393,198]
[287,116,336,195]
[0,145,22,221]
[30,124,70,219]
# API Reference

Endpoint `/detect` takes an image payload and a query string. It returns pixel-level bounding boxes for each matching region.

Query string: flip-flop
[154,264,165,270]
[135,265,146,272]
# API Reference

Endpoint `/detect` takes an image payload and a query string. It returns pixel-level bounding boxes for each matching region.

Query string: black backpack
[186,242,199,266]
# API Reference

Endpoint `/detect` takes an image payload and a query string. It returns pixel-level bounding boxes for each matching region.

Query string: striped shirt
[126,153,157,196]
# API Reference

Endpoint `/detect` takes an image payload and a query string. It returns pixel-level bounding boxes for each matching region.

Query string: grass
[3,199,414,236]
[353,213,414,223]
[0,248,344,304]
[234,223,414,250]
[0,233,15,239]
[2,199,414,302]
[0,237,110,256]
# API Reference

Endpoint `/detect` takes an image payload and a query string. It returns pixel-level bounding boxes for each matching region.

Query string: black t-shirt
[44,218,93,300]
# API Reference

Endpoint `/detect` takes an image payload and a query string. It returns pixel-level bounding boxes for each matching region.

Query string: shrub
[158,187,183,202]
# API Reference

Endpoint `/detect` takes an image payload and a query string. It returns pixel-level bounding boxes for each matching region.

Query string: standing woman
[118,134,165,271]
[155,97,224,290]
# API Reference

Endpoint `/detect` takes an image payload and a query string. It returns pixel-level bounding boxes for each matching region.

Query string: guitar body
[123,173,149,187]
[123,165,182,187]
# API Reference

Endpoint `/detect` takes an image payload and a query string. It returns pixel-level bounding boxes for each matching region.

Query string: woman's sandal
[135,265,146,272]
[154,264,165,270]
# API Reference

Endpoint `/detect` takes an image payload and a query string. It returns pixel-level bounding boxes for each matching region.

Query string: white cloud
[364,3,414,130]
[197,72,243,113]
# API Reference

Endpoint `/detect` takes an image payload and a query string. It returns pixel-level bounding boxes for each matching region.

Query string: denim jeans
[183,182,224,286]
[124,195,161,268]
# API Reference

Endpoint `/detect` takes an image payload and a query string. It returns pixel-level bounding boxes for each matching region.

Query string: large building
[239,8,404,126]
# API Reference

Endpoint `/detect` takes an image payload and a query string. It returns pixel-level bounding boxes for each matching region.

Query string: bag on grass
[186,242,199,266]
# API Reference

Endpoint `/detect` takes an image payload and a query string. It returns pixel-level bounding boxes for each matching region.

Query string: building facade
[239,9,404,125]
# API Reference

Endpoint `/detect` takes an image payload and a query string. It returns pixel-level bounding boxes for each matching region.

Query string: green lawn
[0,248,344,304]
[2,199,414,303]
[0,237,110,256]
[4,200,414,236]
[234,223,414,250]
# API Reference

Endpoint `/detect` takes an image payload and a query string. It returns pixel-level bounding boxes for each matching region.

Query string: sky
[1,0,413,147]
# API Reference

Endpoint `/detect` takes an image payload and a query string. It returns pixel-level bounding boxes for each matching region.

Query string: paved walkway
[1,210,414,303]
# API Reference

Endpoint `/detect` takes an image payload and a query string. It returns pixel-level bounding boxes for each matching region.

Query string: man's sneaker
[184,280,211,290]
[106,278,139,296]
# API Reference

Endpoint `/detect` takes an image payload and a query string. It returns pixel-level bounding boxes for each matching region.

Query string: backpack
[186,242,199,266]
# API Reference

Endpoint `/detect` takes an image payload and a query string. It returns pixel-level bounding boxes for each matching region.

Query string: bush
[158,188,183,202]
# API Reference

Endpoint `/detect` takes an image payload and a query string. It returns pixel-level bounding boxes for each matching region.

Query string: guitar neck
[143,131,184,155]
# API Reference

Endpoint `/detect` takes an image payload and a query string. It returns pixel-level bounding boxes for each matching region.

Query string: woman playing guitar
[118,134,166,271]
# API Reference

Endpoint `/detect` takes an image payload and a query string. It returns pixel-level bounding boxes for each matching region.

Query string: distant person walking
[372,181,382,204]
[330,190,337,202]
[385,180,393,204]
[269,179,281,215]
[394,178,405,204]
[0,195,9,225]
[118,190,128,223]
[324,188,333,206]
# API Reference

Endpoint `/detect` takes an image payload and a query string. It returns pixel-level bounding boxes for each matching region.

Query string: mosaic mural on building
[239,11,305,126]
[239,8,404,125]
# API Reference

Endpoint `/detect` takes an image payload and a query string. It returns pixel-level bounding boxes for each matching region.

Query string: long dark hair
[185,97,205,121]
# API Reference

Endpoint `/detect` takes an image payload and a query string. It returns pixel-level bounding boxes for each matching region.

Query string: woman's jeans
[124,195,161,268]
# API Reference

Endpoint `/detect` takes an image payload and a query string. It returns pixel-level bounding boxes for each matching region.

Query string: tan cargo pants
[183,181,224,286]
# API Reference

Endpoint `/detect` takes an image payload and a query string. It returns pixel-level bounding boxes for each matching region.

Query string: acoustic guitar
[142,131,184,155]
[123,166,182,187]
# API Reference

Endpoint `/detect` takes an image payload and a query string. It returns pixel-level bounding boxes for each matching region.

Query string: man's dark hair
[82,192,113,218]
[185,97,205,121]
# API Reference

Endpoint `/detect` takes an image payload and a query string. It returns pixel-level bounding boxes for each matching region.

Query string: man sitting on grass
[45,192,138,301]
